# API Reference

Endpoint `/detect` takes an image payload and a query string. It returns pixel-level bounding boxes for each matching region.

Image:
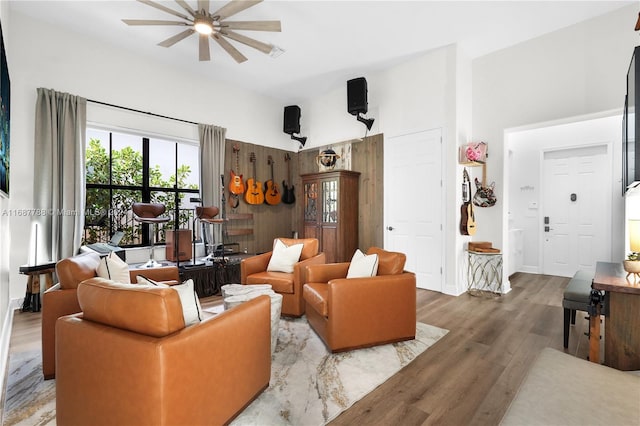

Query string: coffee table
[221,284,282,355]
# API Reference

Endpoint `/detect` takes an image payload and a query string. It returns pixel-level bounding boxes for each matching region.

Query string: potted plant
[623,251,640,280]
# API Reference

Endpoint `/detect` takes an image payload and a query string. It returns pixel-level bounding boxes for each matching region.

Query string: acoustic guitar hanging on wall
[460,168,477,236]
[245,152,265,205]
[264,155,282,205]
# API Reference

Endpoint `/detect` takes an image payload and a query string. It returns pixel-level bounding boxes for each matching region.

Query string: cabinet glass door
[304,182,318,222]
[322,179,338,223]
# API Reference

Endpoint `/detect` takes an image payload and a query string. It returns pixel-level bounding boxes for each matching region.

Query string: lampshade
[630,219,640,252]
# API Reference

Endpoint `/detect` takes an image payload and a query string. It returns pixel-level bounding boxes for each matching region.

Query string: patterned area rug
[232,317,448,425]
[2,317,447,426]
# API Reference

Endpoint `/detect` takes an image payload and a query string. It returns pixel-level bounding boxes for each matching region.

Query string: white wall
[304,44,472,295]
[6,10,290,300]
[507,114,624,273]
[473,4,637,285]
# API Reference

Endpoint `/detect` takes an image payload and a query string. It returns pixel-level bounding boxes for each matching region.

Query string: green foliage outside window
[85,138,198,245]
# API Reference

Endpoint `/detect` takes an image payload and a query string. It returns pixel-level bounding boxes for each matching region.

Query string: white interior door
[384,129,443,291]
[542,145,611,276]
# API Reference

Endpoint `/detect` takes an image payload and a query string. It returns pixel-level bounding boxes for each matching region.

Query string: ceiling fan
[123,0,282,63]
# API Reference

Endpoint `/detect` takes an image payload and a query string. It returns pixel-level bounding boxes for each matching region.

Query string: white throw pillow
[136,275,167,287]
[346,249,379,278]
[267,239,304,273]
[136,276,202,326]
[96,252,131,284]
[171,279,202,326]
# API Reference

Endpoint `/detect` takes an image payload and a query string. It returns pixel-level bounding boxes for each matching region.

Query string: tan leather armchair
[56,278,271,426]
[241,238,326,316]
[303,247,416,352]
[42,252,180,379]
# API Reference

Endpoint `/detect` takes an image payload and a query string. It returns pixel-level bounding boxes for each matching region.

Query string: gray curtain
[33,88,87,262]
[199,124,226,246]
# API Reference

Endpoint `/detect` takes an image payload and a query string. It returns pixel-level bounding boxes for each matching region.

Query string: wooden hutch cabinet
[301,170,360,263]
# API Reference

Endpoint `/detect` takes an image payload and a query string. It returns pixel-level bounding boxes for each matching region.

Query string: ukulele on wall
[229,144,244,208]
[282,153,295,204]
[244,152,265,205]
[460,168,477,236]
[264,155,282,205]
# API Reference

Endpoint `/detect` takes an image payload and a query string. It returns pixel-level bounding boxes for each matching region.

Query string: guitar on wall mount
[245,152,265,205]
[282,153,295,204]
[460,168,477,236]
[264,155,282,205]
[229,144,244,208]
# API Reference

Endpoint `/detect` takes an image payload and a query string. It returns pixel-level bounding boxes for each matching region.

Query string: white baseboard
[0,298,23,403]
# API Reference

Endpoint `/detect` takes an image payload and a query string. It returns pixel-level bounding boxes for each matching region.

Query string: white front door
[542,145,611,276]
[384,129,443,291]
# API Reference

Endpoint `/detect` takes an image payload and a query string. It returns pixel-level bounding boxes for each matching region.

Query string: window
[84,129,199,246]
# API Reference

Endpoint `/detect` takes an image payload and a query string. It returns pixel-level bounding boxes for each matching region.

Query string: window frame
[85,130,199,247]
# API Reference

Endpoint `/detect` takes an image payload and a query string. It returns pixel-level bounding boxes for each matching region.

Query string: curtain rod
[87,99,198,126]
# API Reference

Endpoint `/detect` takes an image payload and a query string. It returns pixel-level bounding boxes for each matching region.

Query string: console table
[590,261,640,370]
[19,261,56,312]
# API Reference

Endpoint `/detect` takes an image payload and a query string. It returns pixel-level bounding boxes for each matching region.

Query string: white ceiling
[9,0,636,103]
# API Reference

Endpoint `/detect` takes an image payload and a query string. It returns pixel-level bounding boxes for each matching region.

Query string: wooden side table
[19,261,56,312]
[590,261,640,370]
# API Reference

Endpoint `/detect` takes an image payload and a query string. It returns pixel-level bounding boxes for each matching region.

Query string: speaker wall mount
[283,105,307,147]
[347,77,375,130]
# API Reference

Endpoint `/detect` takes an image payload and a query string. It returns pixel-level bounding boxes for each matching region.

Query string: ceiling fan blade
[137,0,190,21]
[174,0,195,16]
[212,34,247,63]
[211,0,262,20]
[221,30,272,54]
[221,20,281,32]
[158,29,195,47]
[197,0,210,13]
[199,33,211,61]
[123,19,189,26]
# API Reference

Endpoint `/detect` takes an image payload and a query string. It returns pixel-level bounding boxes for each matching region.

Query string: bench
[562,270,594,348]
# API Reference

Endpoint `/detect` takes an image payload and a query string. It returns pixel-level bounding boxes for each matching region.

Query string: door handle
[387,226,394,231]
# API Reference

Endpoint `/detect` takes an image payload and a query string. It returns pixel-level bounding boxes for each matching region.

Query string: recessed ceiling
[9,1,635,103]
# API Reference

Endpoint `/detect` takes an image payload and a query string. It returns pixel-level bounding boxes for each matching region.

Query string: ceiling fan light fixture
[194,17,214,35]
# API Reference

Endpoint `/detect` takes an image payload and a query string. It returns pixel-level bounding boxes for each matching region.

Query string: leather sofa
[303,247,416,352]
[42,251,180,379]
[56,278,271,426]
[241,238,326,316]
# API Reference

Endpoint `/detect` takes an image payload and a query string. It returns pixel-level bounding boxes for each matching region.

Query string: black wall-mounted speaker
[347,77,368,116]
[283,105,301,134]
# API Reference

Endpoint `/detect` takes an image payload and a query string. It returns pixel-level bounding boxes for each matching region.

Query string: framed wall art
[0,20,9,197]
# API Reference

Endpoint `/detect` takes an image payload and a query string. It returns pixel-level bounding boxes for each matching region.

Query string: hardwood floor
[330,273,593,425]
[3,272,592,425]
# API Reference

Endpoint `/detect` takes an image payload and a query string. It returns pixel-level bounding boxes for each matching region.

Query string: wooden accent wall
[223,134,383,255]
[224,139,298,254]
[298,134,384,252]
